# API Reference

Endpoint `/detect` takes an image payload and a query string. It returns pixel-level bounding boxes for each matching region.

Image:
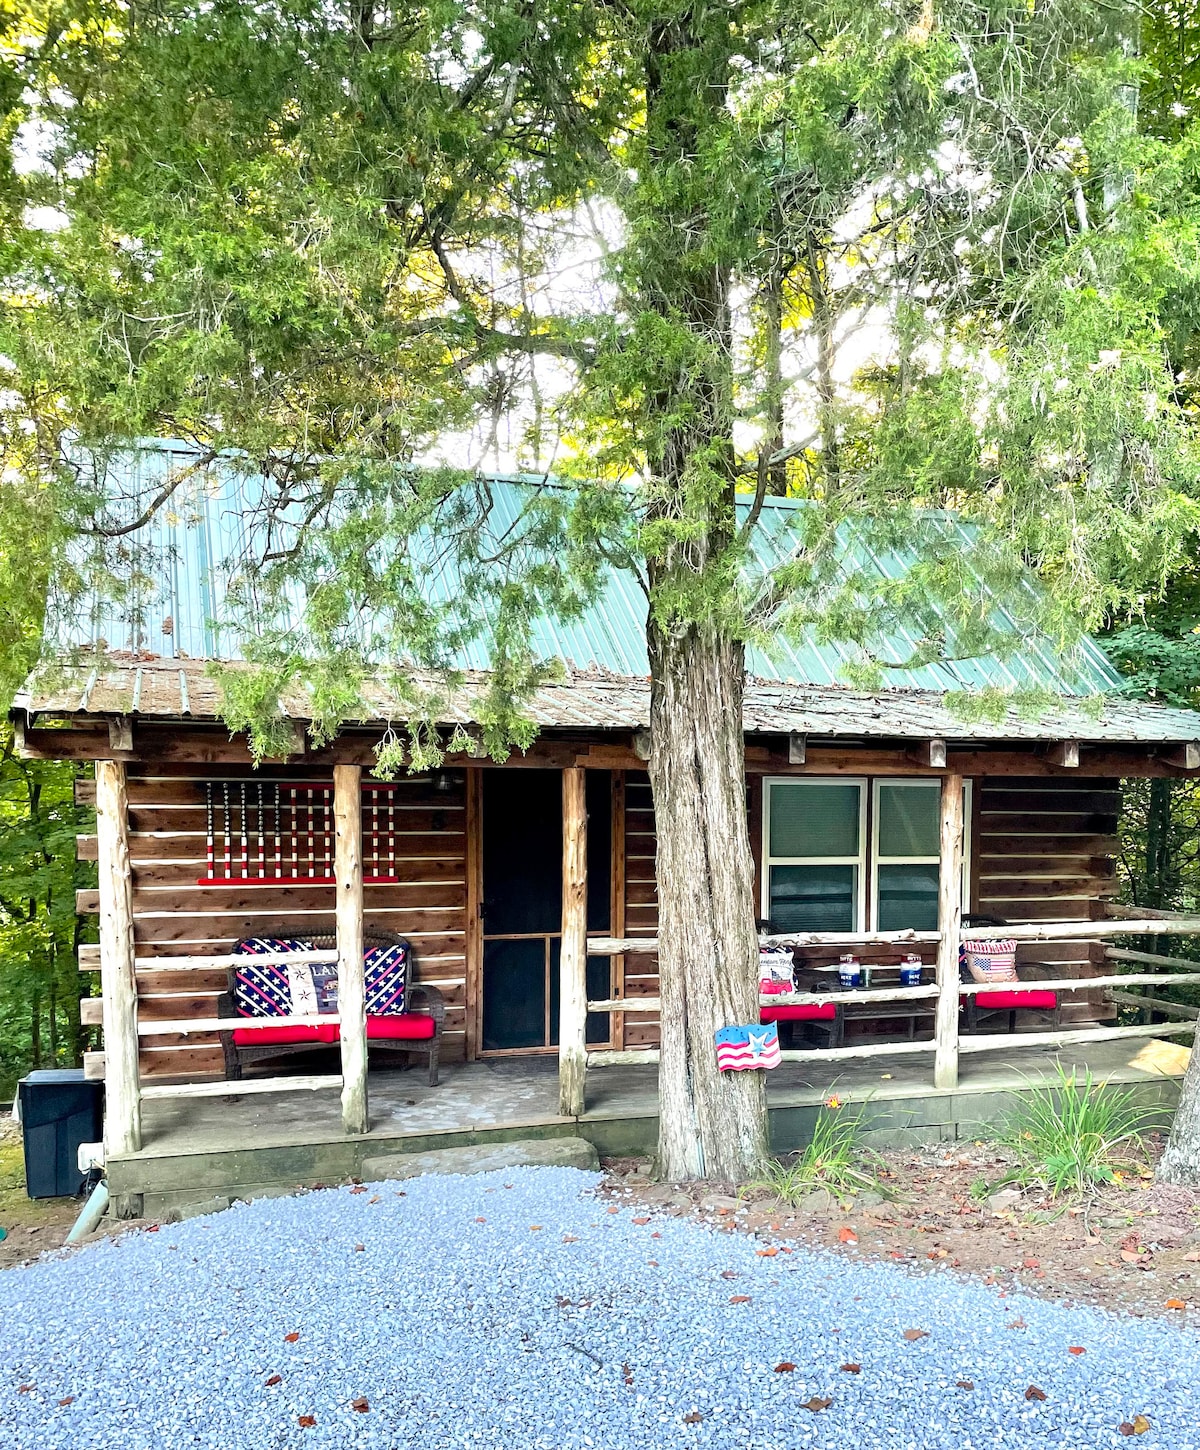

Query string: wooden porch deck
[106,1037,1190,1215]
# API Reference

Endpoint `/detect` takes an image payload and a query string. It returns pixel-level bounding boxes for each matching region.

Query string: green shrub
[744,1096,880,1205]
[994,1067,1147,1197]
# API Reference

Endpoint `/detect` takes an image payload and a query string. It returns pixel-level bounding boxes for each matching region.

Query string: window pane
[877,784,939,858]
[877,863,939,931]
[769,865,857,932]
[769,783,860,858]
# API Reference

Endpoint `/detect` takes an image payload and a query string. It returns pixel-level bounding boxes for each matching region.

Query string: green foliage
[742,1097,880,1205]
[0,2,1198,760]
[0,738,96,1101]
[993,1069,1148,1198]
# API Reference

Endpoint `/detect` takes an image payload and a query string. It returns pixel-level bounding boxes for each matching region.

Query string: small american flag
[715,1023,781,1071]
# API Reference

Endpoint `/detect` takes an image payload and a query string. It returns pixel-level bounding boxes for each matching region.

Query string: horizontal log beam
[585,1049,660,1067]
[1106,947,1200,971]
[80,997,103,1027]
[779,1040,935,1063]
[138,1074,342,1100]
[588,985,942,1013]
[587,929,941,956]
[1110,989,1200,1020]
[958,1020,1195,1052]
[76,834,98,861]
[83,1050,105,1080]
[964,917,1200,942]
[961,971,1200,995]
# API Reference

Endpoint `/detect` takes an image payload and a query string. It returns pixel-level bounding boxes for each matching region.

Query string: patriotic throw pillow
[234,937,321,1018]
[715,1023,781,1071]
[961,938,1019,985]
[364,942,409,1017]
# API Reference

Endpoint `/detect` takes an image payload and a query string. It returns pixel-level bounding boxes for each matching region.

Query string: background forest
[4,2,1200,1099]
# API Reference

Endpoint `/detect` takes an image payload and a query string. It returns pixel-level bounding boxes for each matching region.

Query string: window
[762,777,969,933]
[763,779,866,932]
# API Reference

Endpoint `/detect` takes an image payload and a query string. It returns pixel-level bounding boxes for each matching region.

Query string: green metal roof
[62,439,1121,697]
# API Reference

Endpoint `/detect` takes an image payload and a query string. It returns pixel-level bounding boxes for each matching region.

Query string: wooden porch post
[95,760,141,1155]
[334,763,368,1134]
[559,766,588,1117]
[934,773,965,1090]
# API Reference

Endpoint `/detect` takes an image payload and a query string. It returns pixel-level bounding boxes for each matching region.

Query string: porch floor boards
[125,1035,1188,1164]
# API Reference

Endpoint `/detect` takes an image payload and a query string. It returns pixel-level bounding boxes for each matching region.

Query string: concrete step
[361,1136,599,1182]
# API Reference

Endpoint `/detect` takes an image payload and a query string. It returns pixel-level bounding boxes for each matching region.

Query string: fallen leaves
[840,1363,862,1374]
[349,1185,367,1195]
[1025,1385,1047,1402]
[284,1332,301,1344]
[1007,1317,1027,1330]
[16,1385,33,1394]
[57,1397,74,1407]
[802,1396,833,1413]
[729,1295,752,1305]
[297,1414,316,1428]
[264,1375,282,1387]
[351,1396,370,1413]
[1166,1299,1187,1311]
[354,1243,365,1253]
[562,1233,579,1244]
[631,1217,650,1226]
[902,1328,929,1342]
[1119,1416,1151,1437]
[756,1247,779,1257]
[474,1216,487,1224]
[622,1363,634,1387]
[774,1361,796,1373]
[1068,1346,1086,1355]
[837,1227,858,1244]
[683,1410,704,1424]
[367,1195,381,1205]
[529,1225,543,1232]
[956,1380,975,1391]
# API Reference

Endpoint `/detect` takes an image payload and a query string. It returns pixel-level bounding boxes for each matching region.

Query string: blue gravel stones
[0,1166,1196,1449]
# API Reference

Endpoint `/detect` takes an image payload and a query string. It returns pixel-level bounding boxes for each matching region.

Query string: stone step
[361,1136,599,1182]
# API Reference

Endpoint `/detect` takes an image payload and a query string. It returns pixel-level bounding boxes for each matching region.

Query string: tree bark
[1159,1039,1200,1184]
[647,623,768,1183]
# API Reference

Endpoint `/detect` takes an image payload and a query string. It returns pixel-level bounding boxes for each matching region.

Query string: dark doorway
[480,769,613,1053]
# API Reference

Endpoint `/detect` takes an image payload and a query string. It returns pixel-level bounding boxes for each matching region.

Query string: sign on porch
[715,1023,781,1071]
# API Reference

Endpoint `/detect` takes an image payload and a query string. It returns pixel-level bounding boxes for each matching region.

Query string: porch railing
[580,915,1200,1091]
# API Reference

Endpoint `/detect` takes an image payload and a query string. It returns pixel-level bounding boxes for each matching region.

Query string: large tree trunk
[647,622,768,1183]
[1159,1043,1200,1184]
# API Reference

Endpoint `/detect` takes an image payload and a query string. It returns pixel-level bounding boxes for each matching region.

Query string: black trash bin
[17,1069,103,1199]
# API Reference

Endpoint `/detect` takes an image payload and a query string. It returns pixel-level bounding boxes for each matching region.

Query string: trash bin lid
[19,1069,88,1085]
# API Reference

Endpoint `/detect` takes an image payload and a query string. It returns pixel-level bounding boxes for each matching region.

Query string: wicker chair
[219,928,446,1084]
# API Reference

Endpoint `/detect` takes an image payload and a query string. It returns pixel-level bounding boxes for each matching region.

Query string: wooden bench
[219,929,446,1084]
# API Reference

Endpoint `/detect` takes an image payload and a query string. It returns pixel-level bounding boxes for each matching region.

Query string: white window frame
[762,776,973,932]
[761,777,868,931]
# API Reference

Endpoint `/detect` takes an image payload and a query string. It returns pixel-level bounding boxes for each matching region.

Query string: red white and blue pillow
[233,936,409,1018]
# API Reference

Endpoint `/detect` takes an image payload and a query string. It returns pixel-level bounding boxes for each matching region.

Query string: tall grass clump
[997,1067,1148,1197]
[743,1095,879,1205]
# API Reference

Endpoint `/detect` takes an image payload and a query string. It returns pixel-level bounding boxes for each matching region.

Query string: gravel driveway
[0,1166,1196,1449]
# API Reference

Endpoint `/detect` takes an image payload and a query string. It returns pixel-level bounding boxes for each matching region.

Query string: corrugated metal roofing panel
[58,440,1121,697]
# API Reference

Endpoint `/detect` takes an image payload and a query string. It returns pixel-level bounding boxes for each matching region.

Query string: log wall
[78,762,1122,1078]
[79,764,467,1079]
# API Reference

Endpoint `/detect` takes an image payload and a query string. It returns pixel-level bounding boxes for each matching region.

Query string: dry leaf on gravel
[729,1295,751,1304]
[774,1362,796,1373]
[1025,1385,1047,1402]
[1119,1416,1151,1437]
[284,1333,300,1344]
[1166,1299,1187,1310]
[683,1411,704,1424]
[1068,1347,1086,1356]
[840,1363,862,1374]
[351,1397,369,1413]
[298,1415,316,1428]
[57,1397,74,1407]
[264,1375,282,1387]
[802,1396,833,1412]
[902,1328,929,1341]
[956,1380,974,1391]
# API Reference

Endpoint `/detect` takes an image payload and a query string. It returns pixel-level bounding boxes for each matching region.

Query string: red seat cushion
[760,1004,837,1023]
[233,1015,436,1046]
[232,1023,339,1046]
[367,1014,436,1041]
[969,989,1057,1011]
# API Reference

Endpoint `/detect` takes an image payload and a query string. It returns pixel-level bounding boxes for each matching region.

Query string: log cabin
[13,441,1200,1211]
